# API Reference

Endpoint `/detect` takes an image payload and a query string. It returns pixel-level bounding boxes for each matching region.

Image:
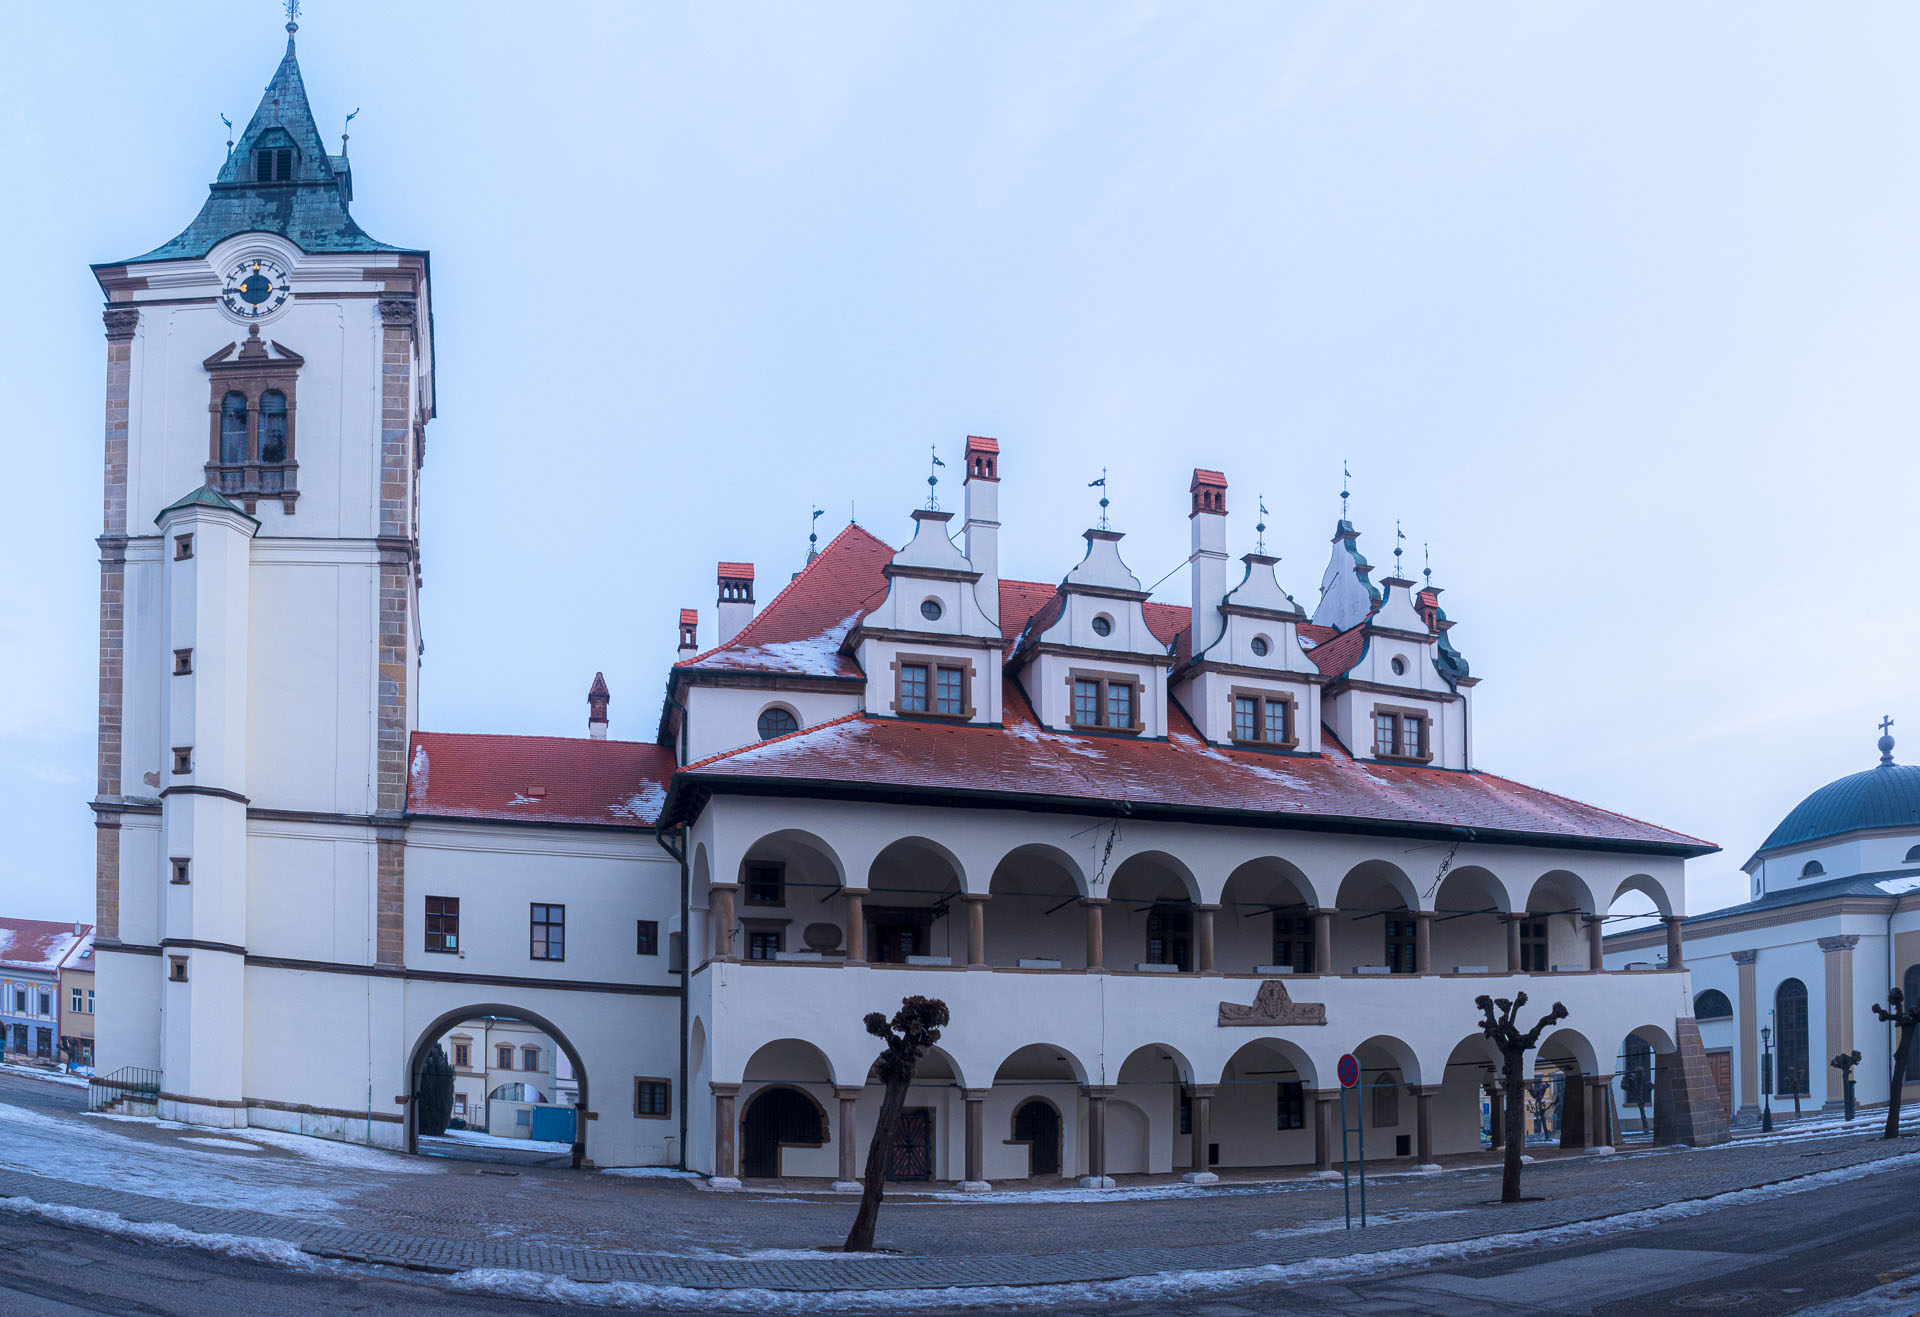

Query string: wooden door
[887,1107,933,1181]
[1707,1051,1733,1119]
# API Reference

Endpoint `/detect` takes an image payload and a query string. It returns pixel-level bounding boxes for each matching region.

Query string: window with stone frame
[1272,914,1314,971]
[1372,708,1430,760]
[496,1044,514,1070]
[202,329,303,513]
[1146,904,1192,970]
[635,1078,672,1119]
[522,1045,540,1071]
[1071,673,1142,731]
[1231,690,1295,747]
[895,656,970,717]
[1276,1081,1306,1130]
[452,1039,471,1069]
[744,862,785,906]
[747,927,783,961]
[424,896,459,953]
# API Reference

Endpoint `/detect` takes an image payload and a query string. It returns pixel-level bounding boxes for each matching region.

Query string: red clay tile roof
[0,918,93,973]
[966,435,1000,453]
[717,562,755,579]
[1303,621,1369,678]
[407,732,676,829]
[678,608,698,626]
[674,526,896,679]
[669,684,1712,854]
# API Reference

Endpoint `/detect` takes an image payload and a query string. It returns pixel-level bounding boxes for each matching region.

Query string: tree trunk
[843,1077,909,1252]
[1501,1054,1526,1203]
[1887,1026,1913,1140]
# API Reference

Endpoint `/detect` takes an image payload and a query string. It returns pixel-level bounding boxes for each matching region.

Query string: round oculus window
[920,598,943,622]
[1390,656,1407,676]
[1250,635,1270,657]
[1091,615,1113,638]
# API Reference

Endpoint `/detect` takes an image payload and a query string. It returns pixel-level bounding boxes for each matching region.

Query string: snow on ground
[179,1136,263,1151]
[427,1128,571,1153]
[603,1167,702,1180]
[0,1195,334,1274]
[0,1061,89,1089]
[233,1125,439,1174]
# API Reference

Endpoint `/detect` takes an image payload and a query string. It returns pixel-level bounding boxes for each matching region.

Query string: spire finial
[1089,469,1110,530]
[808,505,823,562]
[342,107,359,157]
[1340,460,1351,520]
[221,113,234,158]
[927,444,945,511]
[1393,520,1405,576]
[1422,540,1432,587]
[1880,716,1897,766]
[1256,494,1269,555]
[285,0,301,37]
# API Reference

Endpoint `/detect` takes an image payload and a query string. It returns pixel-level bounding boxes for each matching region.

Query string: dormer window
[1231,691,1295,747]
[1091,615,1113,638]
[1800,860,1825,879]
[1071,674,1139,731]
[757,707,799,739]
[895,657,971,718]
[1372,708,1429,761]
[252,130,298,182]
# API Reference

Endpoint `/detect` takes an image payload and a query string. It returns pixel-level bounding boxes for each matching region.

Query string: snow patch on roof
[408,744,429,804]
[610,781,667,823]
[1878,876,1920,895]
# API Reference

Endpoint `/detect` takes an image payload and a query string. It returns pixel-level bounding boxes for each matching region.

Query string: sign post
[1337,1051,1365,1229]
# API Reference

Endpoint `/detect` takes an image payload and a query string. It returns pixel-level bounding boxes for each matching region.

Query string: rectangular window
[1373,709,1430,759]
[497,1044,514,1070]
[1385,918,1417,974]
[1400,714,1426,758]
[530,903,565,961]
[1265,700,1291,744]
[635,1078,672,1119]
[1105,681,1134,728]
[425,896,459,953]
[1146,905,1192,971]
[1272,915,1314,972]
[168,957,188,983]
[516,1109,531,1128]
[1178,1089,1192,1135]
[453,1042,471,1069]
[1374,712,1398,756]
[1073,679,1101,727]
[636,920,659,955]
[1233,696,1258,741]
[522,1046,540,1071]
[1520,919,1549,973]
[935,665,966,715]
[173,649,193,676]
[172,748,192,775]
[37,991,50,1017]
[1277,1081,1305,1130]
[86,990,94,1014]
[170,858,191,885]
[71,988,84,1014]
[747,928,783,961]
[11,988,21,1013]
[744,862,785,906]
[1073,675,1141,730]
[899,663,930,712]
[174,534,193,561]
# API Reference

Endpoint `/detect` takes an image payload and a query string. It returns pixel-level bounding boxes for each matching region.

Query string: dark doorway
[741,1086,826,1178]
[886,1107,934,1181]
[1012,1099,1061,1176]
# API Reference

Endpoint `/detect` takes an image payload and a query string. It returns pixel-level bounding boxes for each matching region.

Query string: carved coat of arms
[1217,979,1327,1027]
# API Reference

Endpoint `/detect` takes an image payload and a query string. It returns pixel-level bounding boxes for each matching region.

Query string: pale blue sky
[3,3,1917,920]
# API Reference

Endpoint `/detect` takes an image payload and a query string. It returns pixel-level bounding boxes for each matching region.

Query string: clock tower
[88,20,434,1124]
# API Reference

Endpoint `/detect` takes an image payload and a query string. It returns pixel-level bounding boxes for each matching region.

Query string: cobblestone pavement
[4,1071,1917,1299]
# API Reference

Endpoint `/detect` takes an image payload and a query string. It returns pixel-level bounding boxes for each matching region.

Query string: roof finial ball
[285,0,300,38]
[1881,715,1897,767]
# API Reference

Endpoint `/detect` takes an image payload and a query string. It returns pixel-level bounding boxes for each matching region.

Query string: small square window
[171,748,192,775]
[748,928,783,960]
[173,649,193,676]
[530,903,566,961]
[636,919,659,955]
[170,858,191,885]
[174,534,193,561]
[425,896,459,953]
[899,663,930,713]
[635,1078,672,1119]
[744,863,784,906]
[168,957,188,983]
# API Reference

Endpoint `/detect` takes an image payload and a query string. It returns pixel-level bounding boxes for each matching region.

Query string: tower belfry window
[219,392,248,464]
[254,145,296,182]
[259,390,288,463]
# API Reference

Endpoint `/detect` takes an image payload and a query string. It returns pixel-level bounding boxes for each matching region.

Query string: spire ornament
[1340,461,1351,521]
[285,0,301,37]
[1880,716,1896,766]
[222,113,233,158]
[342,107,359,156]
[926,445,945,511]
[1256,495,1269,556]
[1090,469,1110,530]
[1393,520,1406,577]
[1423,540,1432,587]
[808,505,823,562]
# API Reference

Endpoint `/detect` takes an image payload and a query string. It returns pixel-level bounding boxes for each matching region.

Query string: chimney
[962,436,1001,627]
[587,672,610,739]
[73,921,84,938]
[1189,468,1229,656]
[717,563,756,644]
[677,608,699,655]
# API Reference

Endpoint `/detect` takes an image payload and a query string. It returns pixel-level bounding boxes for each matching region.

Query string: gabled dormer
[1172,468,1322,751]
[847,508,1005,724]
[1010,528,1170,737]
[1311,520,1380,631]
[1321,573,1473,770]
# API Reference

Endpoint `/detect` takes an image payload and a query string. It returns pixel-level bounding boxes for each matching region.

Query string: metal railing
[88,1066,160,1114]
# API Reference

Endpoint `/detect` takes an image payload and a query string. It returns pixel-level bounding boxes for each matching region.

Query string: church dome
[1755,731,1920,857]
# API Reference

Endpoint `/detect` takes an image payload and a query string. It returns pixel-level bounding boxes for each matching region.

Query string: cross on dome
[1881,716,1897,766]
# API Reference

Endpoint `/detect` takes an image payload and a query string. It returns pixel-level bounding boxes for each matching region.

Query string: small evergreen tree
[419,1043,456,1138]
[1872,988,1920,1139]
[1477,992,1568,1203]
[844,996,949,1253]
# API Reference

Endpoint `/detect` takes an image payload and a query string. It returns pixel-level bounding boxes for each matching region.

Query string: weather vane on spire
[1256,494,1269,555]
[808,505,824,560]
[1423,540,1432,586]
[221,113,233,158]
[1394,520,1406,575]
[1089,469,1110,530]
[926,444,945,511]
[1340,461,1351,521]
[342,107,359,156]
[285,0,301,36]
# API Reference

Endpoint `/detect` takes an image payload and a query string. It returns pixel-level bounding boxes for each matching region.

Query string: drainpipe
[655,811,689,1170]
[664,693,690,766]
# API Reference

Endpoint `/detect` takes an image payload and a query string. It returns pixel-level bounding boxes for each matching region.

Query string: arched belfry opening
[406,1004,591,1169]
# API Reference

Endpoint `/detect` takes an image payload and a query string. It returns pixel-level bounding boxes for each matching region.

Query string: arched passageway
[740,1086,829,1178]
[406,1003,589,1169]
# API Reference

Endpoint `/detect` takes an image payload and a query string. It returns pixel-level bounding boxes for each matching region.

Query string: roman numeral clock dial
[220,257,292,320]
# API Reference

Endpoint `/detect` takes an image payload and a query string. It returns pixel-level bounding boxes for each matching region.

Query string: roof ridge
[1462,768,1716,849]
[675,524,893,668]
[411,729,654,747]
[681,710,869,772]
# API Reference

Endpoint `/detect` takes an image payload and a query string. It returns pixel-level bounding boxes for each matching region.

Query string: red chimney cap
[678,608,698,626]
[1190,468,1228,490]
[717,562,755,580]
[588,672,610,699]
[965,435,1000,454]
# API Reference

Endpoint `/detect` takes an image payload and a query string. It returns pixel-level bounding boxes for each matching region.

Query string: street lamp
[1761,1023,1774,1134]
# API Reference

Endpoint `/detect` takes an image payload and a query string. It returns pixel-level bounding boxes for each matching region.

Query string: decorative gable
[850,509,1004,725]
[1014,529,1172,737]
[1175,552,1323,750]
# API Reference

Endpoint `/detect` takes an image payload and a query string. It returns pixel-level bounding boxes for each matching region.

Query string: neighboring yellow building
[60,930,97,1069]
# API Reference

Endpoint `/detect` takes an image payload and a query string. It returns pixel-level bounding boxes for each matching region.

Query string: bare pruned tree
[843,996,950,1253]
[1478,992,1569,1203]
[1871,987,1920,1139]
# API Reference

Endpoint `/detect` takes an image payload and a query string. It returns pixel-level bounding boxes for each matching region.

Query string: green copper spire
[110,27,408,265]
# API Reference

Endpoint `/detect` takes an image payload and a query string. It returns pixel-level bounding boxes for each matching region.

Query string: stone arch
[1118,1042,1197,1088]
[1213,1035,1321,1090]
[1214,1037,1319,1171]
[984,843,1089,969]
[1219,857,1319,974]
[742,1036,840,1089]
[867,836,968,964]
[1335,861,1420,975]
[1108,850,1200,903]
[1353,1033,1423,1088]
[992,1042,1091,1087]
[1524,869,1597,917]
[1431,864,1511,974]
[1337,859,1420,912]
[1607,872,1675,920]
[405,1003,590,1167]
[739,1084,830,1179]
[740,828,846,888]
[735,829,847,960]
[1109,851,1203,973]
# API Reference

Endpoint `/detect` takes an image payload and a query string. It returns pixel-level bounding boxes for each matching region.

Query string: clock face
[220,257,291,320]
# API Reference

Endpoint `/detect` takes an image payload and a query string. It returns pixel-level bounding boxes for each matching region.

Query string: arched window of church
[219,392,248,465]
[756,707,798,740]
[1693,989,1732,1020]
[1800,860,1825,879]
[259,390,288,464]
[1774,978,1809,1097]
[1905,845,1920,864]
[1904,965,1920,1074]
